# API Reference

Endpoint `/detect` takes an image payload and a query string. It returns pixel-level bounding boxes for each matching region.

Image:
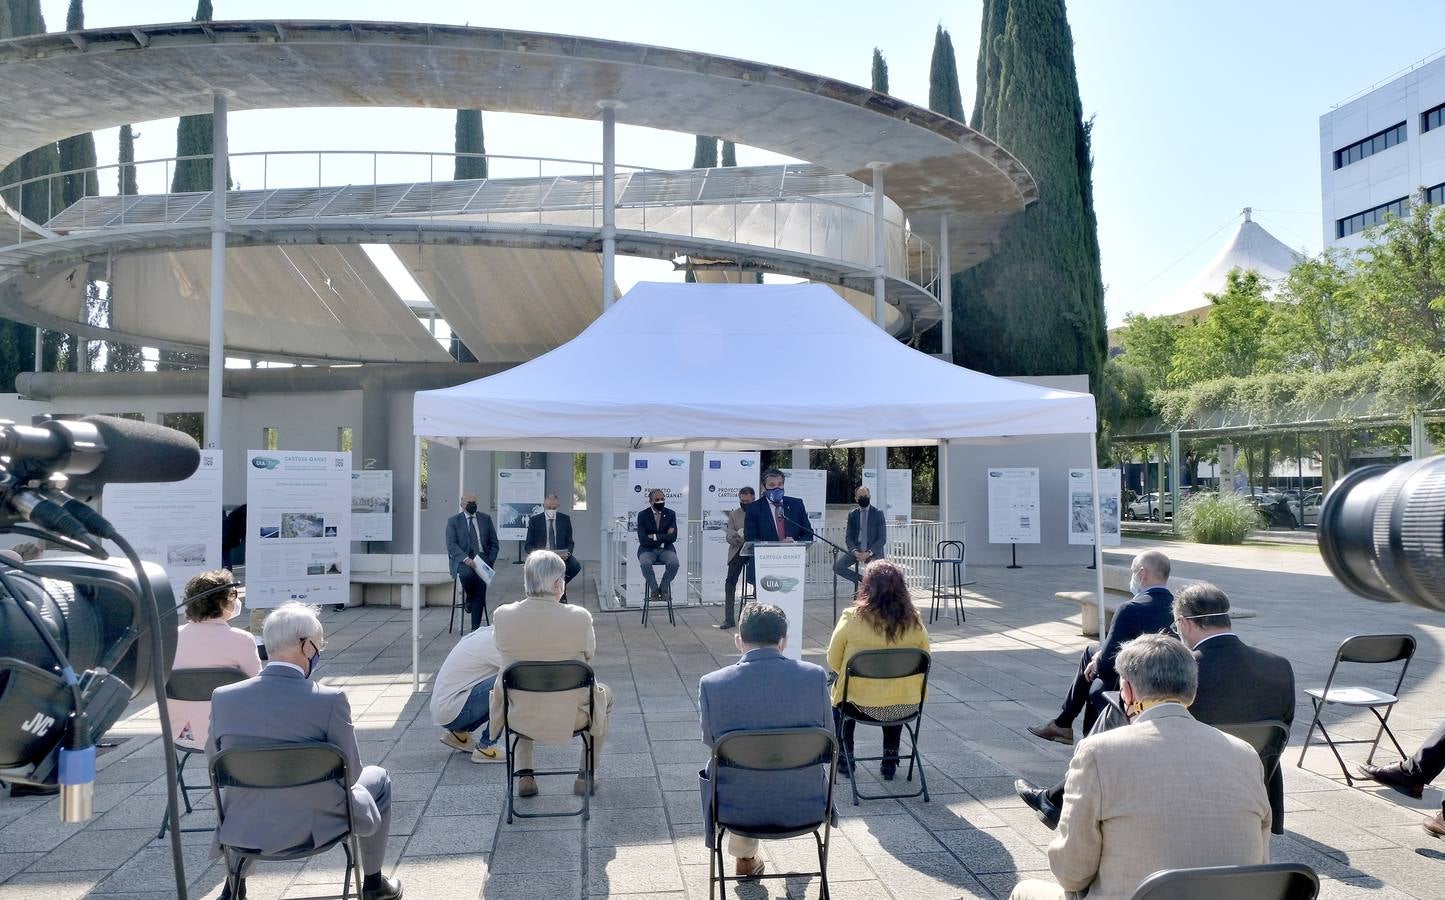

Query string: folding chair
[1130,862,1319,900]
[1296,633,1415,785]
[928,540,966,625]
[837,648,931,805]
[210,742,366,900]
[1216,720,1291,784]
[156,666,250,839]
[500,660,596,823]
[709,726,838,900]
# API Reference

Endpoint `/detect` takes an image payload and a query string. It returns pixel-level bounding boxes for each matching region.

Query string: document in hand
[477,559,495,585]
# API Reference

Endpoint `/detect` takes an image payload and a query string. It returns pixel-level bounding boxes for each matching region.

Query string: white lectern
[748,541,811,660]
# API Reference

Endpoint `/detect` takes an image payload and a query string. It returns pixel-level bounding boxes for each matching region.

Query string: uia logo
[668,458,686,467]
[760,575,801,593]
[251,457,280,470]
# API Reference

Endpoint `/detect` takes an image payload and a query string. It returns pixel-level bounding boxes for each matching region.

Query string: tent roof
[1138,214,1301,321]
[413,282,1095,450]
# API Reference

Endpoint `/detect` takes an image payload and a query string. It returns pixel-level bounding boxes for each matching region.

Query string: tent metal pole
[205,92,228,449]
[412,435,422,692]
[598,102,620,605]
[1089,438,1106,639]
[1169,430,1181,535]
[938,439,951,541]
[458,443,466,506]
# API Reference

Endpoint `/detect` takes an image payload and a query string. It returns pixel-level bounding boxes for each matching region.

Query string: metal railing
[1,150,939,292]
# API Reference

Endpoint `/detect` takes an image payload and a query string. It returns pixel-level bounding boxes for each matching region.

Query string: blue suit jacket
[698,648,832,845]
[743,495,813,544]
[1095,585,1175,684]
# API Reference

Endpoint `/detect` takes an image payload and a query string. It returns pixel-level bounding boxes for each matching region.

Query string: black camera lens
[1318,457,1445,612]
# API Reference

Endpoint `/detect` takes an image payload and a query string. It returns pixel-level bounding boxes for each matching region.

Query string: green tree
[117,125,138,196]
[1354,197,1445,355]
[691,135,718,169]
[720,140,736,167]
[954,0,1107,407]
[453,109,488,180]
[927,26,964,121]
[871,47,889,94]
[1168,270,1274,386]
[971,0,1005,133]
[1116,311,1181,390]
[1263,251,1372,372]
[107,125,146,370]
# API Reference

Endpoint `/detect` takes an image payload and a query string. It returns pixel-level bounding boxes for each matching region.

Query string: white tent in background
[1140,208,1302,321]
[407,282,1104,688]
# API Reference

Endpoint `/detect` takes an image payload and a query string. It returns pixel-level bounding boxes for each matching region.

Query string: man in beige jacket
[489,550,613,797]
[1011,634,1270,900]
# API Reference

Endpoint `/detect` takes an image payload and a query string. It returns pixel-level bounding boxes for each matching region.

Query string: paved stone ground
[4,537,1445,899]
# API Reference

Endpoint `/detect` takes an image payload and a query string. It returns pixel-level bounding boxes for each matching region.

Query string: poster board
[780,468,827,534]
[350,470,393,542]
[496,468,547,541]
[702,452,759,600]
[1067,468,1121,547]
[626,452,691,606]
[245,450,352,608]
[102,449,222,589]
[987,467,1040,544]
[752,543,808,660]
[862,467,913,526]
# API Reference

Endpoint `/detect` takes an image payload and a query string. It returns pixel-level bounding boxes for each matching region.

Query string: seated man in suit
[1010,635,1271,900]
[446,492,500,630]
[636,488,680,602]
[525,494,581,603]
[699,603,832,881]
[832,484,886,588]
[743,467,814,548]
[1361,722,1445,838]
[489,550,613,797]
[1017,582,1295,833]
[207,603,402,900]
[1028,550,1174,744]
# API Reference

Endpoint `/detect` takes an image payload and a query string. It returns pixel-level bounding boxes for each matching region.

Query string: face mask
[857,497,871,507]
[652,500,665,510]
[765,487,784,503]
[1129,573,1143,594]
[740,496,752,507]
[307,649,321,678]
[464,502,478,514]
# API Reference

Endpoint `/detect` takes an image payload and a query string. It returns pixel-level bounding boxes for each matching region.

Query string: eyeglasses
[302,636,328,653]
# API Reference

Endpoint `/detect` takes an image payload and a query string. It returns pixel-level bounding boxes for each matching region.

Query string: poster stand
[1007,543,1022,570]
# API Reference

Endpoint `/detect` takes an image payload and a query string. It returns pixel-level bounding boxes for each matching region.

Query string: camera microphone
[0,415,200,495]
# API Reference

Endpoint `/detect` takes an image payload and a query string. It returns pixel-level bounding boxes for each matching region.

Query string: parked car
[1126,489,1194,521]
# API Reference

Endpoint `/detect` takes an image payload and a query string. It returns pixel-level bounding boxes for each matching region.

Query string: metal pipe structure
[598,103,619,604]
[870,163,889,516]
[1170,430,1181,535]
[206,93,228,449]
[411,434,422,691]
[1088,440,1106,641]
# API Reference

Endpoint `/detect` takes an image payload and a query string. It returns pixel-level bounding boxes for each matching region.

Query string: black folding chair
[928,540,966,625]
[210,742,366,900]
[156,666,249,839]
[837,648,931,805]
[1130,862,1319,899]
[1217,720,1291,784]
[708,726,838,900]
[500,660,596,823]
[1296,633,1415,785]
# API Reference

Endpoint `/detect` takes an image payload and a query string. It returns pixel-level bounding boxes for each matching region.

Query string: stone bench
[1054,564,1256,637]
[350,553,455,608]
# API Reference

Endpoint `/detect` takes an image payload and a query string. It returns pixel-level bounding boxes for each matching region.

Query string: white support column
[205,92,228,449]
[411,435,422,691]
[1411,411,1429,461]
[1169,430,1182,535]
[938,439,951,540]
[598,102,621,604]
[458,443,467,504]
[791,448,808,469]
[869,162,889,516]
[32,328,41,373]
[939,216,952,360]
[1089,439,1106,633]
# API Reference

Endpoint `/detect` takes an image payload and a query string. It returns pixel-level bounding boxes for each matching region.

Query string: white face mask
[1129,573,1143,594]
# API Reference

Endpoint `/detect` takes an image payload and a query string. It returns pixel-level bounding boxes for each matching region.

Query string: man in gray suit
[698,604,832,880]
[833,485,887,587]
[446,491,500,630]
[207,603,402,900]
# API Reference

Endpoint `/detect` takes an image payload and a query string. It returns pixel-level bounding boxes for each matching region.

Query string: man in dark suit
[207,603,402,900]
[833,484,887,587]
[445,492,500,630]
[743,467,814,546]
[1017,582,1295,834]
[1028,550,1175,744]
[699,603,832,880]
[637,488,680,601]
[525,494,580,602]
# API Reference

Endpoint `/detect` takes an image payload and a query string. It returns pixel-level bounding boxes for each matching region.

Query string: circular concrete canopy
[0,19,1036,270]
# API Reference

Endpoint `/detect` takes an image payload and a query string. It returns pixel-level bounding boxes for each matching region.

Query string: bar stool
[929,540,966,625]
[448,574,468,635]
[641,565,675,626]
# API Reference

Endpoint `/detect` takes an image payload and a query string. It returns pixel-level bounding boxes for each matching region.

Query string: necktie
[547,517,556,550]
[774,502,786,540]
[860,508,869,550]
[469,515,481,553]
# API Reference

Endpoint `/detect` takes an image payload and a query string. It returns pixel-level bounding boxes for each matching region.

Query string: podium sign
[751,541,809,660]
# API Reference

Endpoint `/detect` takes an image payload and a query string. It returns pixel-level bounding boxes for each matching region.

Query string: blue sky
[34,0,1445,321]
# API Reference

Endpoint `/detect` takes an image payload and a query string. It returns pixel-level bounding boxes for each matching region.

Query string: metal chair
[1217,720,1291,784]
[1130,862,1319,899]
[641,565,675,626]
[928,540,966,625]
[1296,633,1415,785]
[448,573,489,634]
[156,666,250,839]
[708,726,837,900]
[500,661,596,823]
[210,742,366,900]
[837,648,931,805]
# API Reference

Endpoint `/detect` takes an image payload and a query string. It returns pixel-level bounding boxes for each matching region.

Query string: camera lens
[1318,457,1445,612]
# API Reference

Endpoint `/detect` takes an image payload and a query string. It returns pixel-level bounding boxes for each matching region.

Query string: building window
[263,426,279,451]
[1424,102,1445,134]
[1428,182,1445,207]
[1333,121,1407,169]
[1336,195,1409,238]
[337,426,353,453]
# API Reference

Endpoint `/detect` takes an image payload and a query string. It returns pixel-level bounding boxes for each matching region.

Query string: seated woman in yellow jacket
[826,559,930,780]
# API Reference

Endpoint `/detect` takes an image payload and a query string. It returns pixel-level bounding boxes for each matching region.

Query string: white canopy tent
[409,282,1105,687]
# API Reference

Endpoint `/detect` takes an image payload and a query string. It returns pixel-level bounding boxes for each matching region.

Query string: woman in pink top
[169,569,261,749]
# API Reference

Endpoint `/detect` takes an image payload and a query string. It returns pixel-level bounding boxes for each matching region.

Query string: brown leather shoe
[1359,763,1425,799]
[735,857,766,879]
[1424,812,1445,839]
[1027,721,1074,746]
[517,774,539,797]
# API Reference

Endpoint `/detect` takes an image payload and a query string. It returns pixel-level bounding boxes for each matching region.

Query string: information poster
[102,449,223,589]
[862,468,914,526]
[753,544,807,660]
[245,450,352,608]
[780,468,827,534]
[626,452,691,606]
[350,470,393,542]
[1067,468,1121,547]
[496,469,547,541]
[701,452,759,600]
[987,467,1040,544]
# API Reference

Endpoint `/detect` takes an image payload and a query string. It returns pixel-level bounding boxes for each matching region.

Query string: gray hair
[761,467,786,486]
[524,549,567,597]
[1172,582,1231,630]
[1132,549,1171,583]
[262,602,323,657]
[1115,633,1197,704]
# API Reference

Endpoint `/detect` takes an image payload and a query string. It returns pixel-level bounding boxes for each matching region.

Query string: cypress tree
[971,0,1005,133]
[871,48,889,94]
[720,140,736,167]
[118,125,138,196]
[954,0,1106,408]
[928,26,965,122]
[453,110,488,180]
[107,125,144,370]
[691,136,718,169]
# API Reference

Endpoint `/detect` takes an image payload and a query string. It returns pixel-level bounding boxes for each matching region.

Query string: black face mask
[652,501,665,511]
[464,502,478,514]
[857,497,871,507]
